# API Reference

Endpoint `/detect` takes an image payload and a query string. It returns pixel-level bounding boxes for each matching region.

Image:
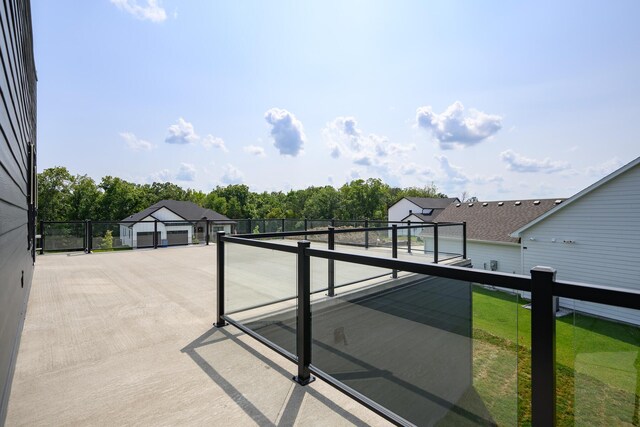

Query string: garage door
[137,231,160,248]
[167,230,188,246]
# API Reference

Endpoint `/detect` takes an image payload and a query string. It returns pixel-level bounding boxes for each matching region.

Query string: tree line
[38,166,448,222]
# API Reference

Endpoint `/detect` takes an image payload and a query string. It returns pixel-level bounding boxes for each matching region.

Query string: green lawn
[471,285,640,426]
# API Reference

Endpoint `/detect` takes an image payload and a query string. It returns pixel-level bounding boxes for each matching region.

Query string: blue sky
[33,0,640,200]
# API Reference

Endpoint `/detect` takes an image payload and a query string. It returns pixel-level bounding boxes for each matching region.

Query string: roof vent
[482,202,488,207]
[533,200,540,205]
[456,203,461,207]
[498,202,504,206]
[468,203,474,207]
[555,199,563,204]
[515,201,521,206]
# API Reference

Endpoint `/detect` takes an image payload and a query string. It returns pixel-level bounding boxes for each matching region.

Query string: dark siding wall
[0,0,36,423]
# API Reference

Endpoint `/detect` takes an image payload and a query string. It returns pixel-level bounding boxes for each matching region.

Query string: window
[421,208,433,215]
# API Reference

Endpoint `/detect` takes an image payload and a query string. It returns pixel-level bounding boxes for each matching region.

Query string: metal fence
[38,219,236,253]
[216,230,640,426]
[37,218,462,255]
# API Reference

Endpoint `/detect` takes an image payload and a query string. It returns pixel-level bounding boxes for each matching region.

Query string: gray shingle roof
[123,200,233,223]
[435,199,563,243]
[404,197,459,209]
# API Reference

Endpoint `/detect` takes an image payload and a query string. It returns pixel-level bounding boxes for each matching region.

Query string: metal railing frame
[215,230,640,427]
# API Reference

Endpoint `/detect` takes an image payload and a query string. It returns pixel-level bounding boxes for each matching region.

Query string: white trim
[510,156,640,237]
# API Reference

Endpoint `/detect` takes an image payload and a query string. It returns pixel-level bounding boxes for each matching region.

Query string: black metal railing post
[87,220,93,253]
[392,224,398,278]
[364,219,369,249]
[248,218,252,234]
[434,223,439,264]
[39,220,44,254]
[294,240,315,385]
[281,218,285,233]
[407,220,412,254]
[463,221,467,259]
[304,219,308,240]
[331,218,335,227]
[215,231,227,327]
[206,219,210,245]
[328,226,335,297]
[154,220,158,249]
[531,266,557,426]
[83,220,88,253]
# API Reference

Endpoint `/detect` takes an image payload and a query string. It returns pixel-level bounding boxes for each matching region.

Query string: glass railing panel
[224,241,297,355]
[309,269,518,426]
[438,224,464,261]
[556,298,640,426]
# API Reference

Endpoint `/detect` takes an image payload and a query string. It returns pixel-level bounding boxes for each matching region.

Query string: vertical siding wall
[521,165,640,324]
[0,0,36,423]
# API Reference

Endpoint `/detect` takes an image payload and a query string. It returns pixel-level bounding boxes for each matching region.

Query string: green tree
[303,186,340,219]
[100,230,113,250]
[98,176,145,220]
[68,174,101,220]
[37,166,74,221]
[338,178,391,220]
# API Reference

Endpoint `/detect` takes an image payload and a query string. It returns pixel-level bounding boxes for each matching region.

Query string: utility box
[490,260,498,271]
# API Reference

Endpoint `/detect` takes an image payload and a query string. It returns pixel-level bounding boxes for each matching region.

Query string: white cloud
[176,163,196,181]
[110,0,167,23]
[202,134,228,152]
[243,145,266,157]
[436,155,470,185]
[120,132,153,151]
[500,149,571,173]
[416,101,502,149]
[264,108,305,156]
[165,118,199,145]
[323,116,415,167]
[149,169,173,183]
[586,157,624,177]
[221,164,244,184]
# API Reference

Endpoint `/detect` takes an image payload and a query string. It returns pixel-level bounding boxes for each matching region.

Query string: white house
[429,199,562,273]
[388,197,458,235]
[120,200,234,248]
[511,156,640,325]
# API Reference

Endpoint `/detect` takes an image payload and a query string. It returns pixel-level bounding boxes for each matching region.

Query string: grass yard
[471,285,640,426]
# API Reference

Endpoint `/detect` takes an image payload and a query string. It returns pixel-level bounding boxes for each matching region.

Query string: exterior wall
[0,1,36,422]
[388,198,420,222]
[131,216,193,247]
[467,241,521,274]
[520,164,640,324]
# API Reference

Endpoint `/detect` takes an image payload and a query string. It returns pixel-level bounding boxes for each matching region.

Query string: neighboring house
[388,197,459,234]
[120,200,235,248]
[431,199,563,273]
[511,156,640,325]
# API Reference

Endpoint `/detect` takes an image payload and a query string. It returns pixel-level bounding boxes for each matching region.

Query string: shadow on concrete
[181,326,373,427]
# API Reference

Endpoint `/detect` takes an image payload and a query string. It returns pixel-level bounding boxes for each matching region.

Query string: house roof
[510,156,640,238]
[435,199,563,243]
[123,200,233,223]
[403,197,459,209]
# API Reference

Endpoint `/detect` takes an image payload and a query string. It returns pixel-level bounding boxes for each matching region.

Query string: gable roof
[404,197,459,209]
[510,156,640,237]
[123,200,233,223]
[435,199,563,243]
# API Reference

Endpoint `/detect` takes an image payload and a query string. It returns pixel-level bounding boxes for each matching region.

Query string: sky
[33,0,640,200]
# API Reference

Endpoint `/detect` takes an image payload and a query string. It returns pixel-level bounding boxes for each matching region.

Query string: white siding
[521,164,640,324]
[467,241,521,274]
[388,199,421,222]
[151,207,185,222]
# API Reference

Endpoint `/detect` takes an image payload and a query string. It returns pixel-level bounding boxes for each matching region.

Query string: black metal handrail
[216,231,640,427]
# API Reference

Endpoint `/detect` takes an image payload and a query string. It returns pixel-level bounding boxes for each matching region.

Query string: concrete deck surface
[6,245,392,426]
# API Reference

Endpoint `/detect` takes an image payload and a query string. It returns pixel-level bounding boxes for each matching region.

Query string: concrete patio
[6,245,392,426]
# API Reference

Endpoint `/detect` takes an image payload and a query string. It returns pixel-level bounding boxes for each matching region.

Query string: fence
[37,218,465,256]
[216,229,640,426]
[38,219,235,253]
